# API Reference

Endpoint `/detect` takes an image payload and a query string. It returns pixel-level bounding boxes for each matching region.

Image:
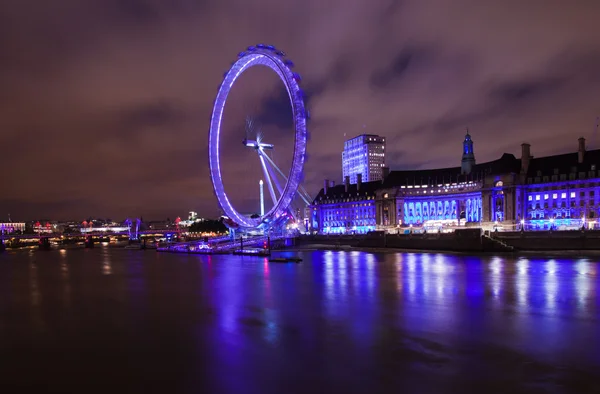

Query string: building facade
[311,133,597,233]
[0,222,26,234]
[309,179,379,234]
[342,134,386,184]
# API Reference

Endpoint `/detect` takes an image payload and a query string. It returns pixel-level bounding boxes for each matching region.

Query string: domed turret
[461,129,476,175]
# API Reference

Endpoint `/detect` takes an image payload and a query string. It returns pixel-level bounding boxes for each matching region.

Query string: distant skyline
[2,0,600,220]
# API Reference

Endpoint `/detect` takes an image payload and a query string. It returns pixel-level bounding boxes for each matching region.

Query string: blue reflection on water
[2,248,598,392]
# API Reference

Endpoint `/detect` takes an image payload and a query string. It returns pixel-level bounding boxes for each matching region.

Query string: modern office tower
[342,134,386,184]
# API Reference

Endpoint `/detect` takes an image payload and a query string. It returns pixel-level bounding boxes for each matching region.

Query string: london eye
[208,44,312,230]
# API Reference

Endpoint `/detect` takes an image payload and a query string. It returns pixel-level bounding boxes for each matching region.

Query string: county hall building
[310,133,597,233]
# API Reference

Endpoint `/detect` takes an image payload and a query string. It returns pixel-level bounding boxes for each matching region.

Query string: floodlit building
[342,134,386,184]
[311,132,598,233]
[0,222,25,234]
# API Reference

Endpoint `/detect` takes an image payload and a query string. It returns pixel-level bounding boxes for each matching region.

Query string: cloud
[1,0,600,220]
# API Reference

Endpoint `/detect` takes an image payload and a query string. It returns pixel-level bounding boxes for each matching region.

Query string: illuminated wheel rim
[208,45,308,228]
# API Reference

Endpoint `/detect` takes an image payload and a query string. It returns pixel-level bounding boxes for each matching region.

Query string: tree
[189,219,227,234]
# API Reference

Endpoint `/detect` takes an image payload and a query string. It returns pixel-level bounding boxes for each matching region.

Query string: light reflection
[29,261,44,331]
[516,258,529,308]
[338,252,348,299]
[102,252,112,275]
[407,253,417,299]
[365,253,375,299]
[434,254,447,299]
[544,260,558,309]
[60,248,71,307]
[489,257,502,297]
[421,254,431,296]
[324,251,335,303]
[350,251,361,295]
[394,254,403,292]
[575,259,591,308]
[263,258,272,307]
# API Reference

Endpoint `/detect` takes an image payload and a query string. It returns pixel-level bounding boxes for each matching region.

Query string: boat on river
[269,257,302,263]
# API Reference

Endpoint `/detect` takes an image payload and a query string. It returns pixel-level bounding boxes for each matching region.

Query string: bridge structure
[0,218,190,252]
[1,229,182,240]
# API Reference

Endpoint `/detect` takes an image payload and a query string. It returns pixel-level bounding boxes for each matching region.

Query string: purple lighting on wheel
[208,46,308,229]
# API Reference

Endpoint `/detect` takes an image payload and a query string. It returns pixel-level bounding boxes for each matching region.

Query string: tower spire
[461,130,476,175]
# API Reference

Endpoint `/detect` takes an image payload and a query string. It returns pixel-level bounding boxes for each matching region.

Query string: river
[0,247,598,393]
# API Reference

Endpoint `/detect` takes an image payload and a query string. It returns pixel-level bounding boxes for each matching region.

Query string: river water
[0,247,598,393]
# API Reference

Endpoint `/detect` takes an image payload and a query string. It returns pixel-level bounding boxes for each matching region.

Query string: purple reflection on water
[0,249,599,393]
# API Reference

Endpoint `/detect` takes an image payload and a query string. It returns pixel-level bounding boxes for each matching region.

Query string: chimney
[324,179,328,195]
[357,173,362,191]
[344,176,350,193]
[578,137,586,164]
[520,143,531,175]
[382,166,390,180]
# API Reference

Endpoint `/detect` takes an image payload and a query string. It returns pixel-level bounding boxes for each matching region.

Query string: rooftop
[382,153,520,187]
[313,180,382,202]
[525,148,600,177]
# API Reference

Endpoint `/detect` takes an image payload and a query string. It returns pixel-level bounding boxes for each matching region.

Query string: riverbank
[285,244,600,258]
[293,229,600,255]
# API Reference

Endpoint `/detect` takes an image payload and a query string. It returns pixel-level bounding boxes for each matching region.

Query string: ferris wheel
[208,44,313,229]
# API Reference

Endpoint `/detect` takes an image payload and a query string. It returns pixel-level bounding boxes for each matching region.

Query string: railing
[159,235,289,254]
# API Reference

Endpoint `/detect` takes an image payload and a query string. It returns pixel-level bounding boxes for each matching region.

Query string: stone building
[310,133,598,233]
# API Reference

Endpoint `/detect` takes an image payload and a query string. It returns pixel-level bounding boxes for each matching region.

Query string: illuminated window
[535,195,540,201]
[552,193,557,199]
[561,193,566,198]
[528,196,532,201]
[570,192,576,198]
[544,194,548,200]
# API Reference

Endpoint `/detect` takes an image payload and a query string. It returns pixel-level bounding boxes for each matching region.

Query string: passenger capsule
[275,51,285,57]
[293,72,302,82]
[284,59,294,68]
[247,46,256,51]
[238,51,246,57]
[266,45,275,50]
[256,44,266,48]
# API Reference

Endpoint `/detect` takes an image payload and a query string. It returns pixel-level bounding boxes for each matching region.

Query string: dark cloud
[369,46,431,89]
[489,77,566,104]
[254,88,293,129]
[1,0,600,220]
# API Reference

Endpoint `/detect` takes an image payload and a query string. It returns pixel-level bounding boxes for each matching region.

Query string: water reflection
[575,259,591,308]
[102,250,112,275]
[0,249,598,393]
[60,248,71,308]
[516,258,530,309]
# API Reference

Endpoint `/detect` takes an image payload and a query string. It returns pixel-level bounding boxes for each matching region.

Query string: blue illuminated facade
[342,134,386,184]
[311,135,600,233]
[517,138,598,231]
[310,180,378,234]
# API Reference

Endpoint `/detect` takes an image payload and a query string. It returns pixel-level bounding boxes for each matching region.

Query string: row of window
[528,191,583,201]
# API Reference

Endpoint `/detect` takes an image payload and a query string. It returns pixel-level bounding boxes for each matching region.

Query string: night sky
[2,0,600,221]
